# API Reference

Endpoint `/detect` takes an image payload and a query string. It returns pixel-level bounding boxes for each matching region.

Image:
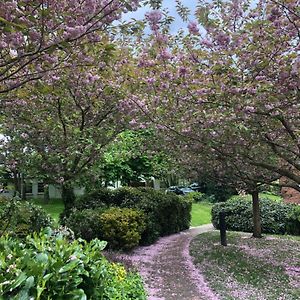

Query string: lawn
[190,202,213,227]
[30,198,64,223]
[190,231,300,300]
[29,197,213,227]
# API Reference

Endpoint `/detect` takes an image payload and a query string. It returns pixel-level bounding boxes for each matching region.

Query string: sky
[122,0,198,33]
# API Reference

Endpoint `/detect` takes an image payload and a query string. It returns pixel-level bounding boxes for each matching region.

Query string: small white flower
[6,264,17,273]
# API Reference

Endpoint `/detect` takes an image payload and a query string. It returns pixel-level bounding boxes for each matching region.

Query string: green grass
[191,202,213,227]
[30,197,213,227]
[259,192,283,202]
[30,198,64,223]
[190,231,300,300]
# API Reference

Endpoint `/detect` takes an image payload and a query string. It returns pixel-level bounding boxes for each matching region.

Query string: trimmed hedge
[70,187,192,246]
[0,197,53,238]
[212,197,299,235]
[66,207,145,250]
[99,207,145,250]
[0,230,146,299]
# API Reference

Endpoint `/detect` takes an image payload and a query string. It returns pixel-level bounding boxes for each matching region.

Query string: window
[25,182,32,194]
[38,182,44,193]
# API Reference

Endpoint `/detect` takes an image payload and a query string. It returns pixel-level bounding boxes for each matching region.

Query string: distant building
[0,180,84,199]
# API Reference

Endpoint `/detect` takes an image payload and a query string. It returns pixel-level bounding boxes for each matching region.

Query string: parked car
[165,186,194,195]
[179,187,194,195]
[189,182,202,192]
[165,186,184,195]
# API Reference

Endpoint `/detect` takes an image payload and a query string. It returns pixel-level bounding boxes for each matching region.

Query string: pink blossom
[188,21,200,35]
[145,10,162,24]
[202,39,213,47]
[159,49,172,60]
[215,32,230,46]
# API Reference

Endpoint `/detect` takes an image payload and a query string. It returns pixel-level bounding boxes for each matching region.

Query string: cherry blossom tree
[0,0,141,95]
[2,44,139,211]
[126,0,300,236]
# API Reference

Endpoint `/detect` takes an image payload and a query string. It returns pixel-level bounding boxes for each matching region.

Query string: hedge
[69,187,192,246]
[212,197,299,235]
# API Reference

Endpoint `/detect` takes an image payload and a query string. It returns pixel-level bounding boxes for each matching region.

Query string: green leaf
[0,16,26,30]
[36,253,48,264]
[8,272,27,291]
[69,289,87,300]
[58,259,79,273]
[24,276,35,290]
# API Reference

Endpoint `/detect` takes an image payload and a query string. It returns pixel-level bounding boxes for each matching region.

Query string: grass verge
[191,202,212,227]
[190,231,300,300]
[30,198,64,223]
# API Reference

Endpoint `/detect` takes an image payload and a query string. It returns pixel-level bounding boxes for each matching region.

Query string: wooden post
[219,211,227,246]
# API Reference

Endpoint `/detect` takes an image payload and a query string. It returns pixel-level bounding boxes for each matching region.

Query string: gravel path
[119,224,219,300]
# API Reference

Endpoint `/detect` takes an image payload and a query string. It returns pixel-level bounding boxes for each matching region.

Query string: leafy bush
[112,187,143,207]
[185,192,216,203]
[0,230,146,299]
[69,187,192,246]
[75,188,112,210]
[65,208,105,241]
[212,197,299,235]
[0,197,53,238]
[99,207,146,250]
[286,205,300,235]
[117,187,192,244]
[194,176,237,202]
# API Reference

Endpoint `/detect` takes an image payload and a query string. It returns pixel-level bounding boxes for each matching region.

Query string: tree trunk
[12,171,21,197]
[21,173,26,200]
[43,182,50,203]
[61,182,75,216]
[251,190,262,238]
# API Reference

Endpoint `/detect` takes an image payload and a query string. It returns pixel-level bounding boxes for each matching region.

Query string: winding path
[120,224,219,300]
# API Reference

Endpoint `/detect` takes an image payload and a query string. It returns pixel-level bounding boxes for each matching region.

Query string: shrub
[118,188,192,244]
[0,197,53,238]
[195,176,237,202]
[0,230,146,299]
[99,207,146,250]
[185,192,216,203]
[74,188,112,210]
[70,187,193,246]
[112,187,143,207]
[286,205,300,235]
[212,197,298,235]
[65,208,105,241]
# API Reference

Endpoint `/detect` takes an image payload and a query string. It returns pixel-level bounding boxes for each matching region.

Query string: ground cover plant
[190,231,300,300]
[0,229,147,299]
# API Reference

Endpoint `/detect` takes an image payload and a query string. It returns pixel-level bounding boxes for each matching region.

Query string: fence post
[219,211,227,246]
